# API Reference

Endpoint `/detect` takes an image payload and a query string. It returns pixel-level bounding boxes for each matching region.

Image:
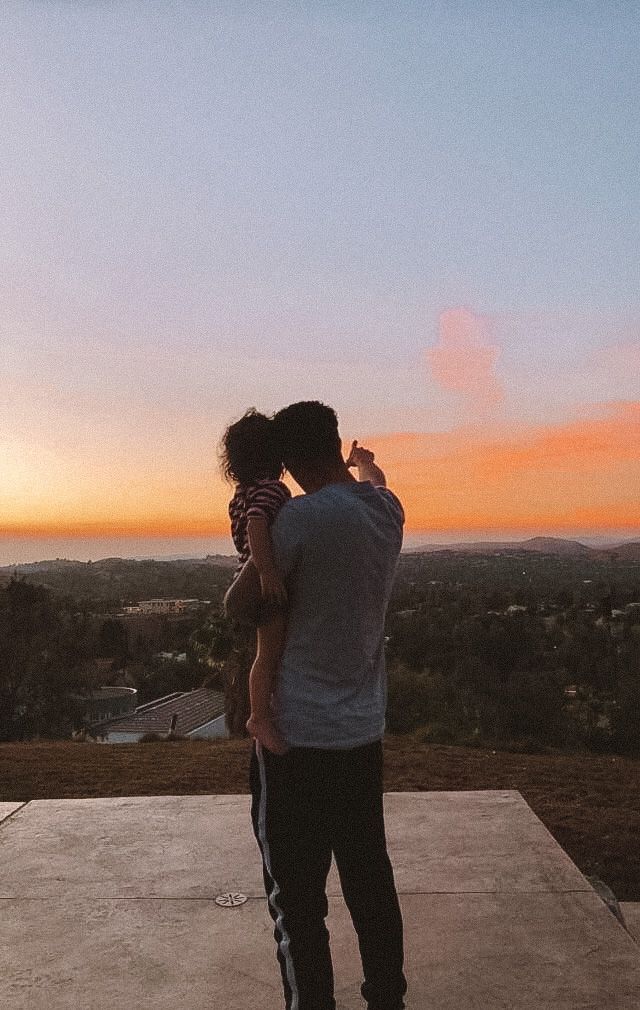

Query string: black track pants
[249,739,407,1010]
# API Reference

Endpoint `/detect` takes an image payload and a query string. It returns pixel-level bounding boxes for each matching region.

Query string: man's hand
[246,714,289,755]
[346,440,387,487]
[259,568,288,605]
[346,440,375,469]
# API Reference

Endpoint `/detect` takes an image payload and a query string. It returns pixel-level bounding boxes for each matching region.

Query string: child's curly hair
[219,408,284,485]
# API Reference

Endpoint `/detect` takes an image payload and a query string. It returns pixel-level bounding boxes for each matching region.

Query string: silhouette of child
[220,409,290,755]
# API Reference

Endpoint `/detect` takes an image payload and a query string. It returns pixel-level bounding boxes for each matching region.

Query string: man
[249,400,407,1010]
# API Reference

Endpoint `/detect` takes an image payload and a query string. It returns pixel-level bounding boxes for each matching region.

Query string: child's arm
[346,440,387,487]
[247,516,288,604]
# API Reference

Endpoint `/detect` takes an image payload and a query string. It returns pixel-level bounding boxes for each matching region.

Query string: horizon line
[2,533,639,570]
[2,523,640,540]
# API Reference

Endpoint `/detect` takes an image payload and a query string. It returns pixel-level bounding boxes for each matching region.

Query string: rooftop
[1,790,639,1008]
[94,686,226,736]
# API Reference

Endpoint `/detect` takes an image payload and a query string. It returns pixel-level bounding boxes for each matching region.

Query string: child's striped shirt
[228,479,292,569]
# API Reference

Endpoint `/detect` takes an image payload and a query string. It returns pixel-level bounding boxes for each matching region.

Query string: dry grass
[1,735,638,901]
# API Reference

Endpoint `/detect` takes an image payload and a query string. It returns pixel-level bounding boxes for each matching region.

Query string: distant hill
[596,541,640,562]
[4,533,637,573]
[406,536,640,558]
[2,538,638,585]
[0,555,236,607]
[516,537,595,556]
[203,554,237,568]
[1,558,82,573]
[407,536,594,556]
[0,555,236,576]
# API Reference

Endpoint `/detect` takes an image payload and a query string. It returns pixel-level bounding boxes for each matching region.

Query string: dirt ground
[1,735,638,901]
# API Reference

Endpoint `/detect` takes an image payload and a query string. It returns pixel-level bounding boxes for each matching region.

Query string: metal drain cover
[215,891,248,907]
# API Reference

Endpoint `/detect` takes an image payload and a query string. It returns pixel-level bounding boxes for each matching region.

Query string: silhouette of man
[249,401,407,1010]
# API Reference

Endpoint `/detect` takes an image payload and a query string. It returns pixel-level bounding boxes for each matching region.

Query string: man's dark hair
[219,408,283,485]
[273,401,341,469]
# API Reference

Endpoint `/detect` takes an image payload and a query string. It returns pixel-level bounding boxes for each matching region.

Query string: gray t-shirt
[270,480,404,749]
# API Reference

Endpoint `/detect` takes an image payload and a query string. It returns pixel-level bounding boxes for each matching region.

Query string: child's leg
[223,560,262,624]
[246,612,287,754]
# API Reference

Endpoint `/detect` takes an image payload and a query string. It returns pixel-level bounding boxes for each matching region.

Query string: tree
[611,625,640,755]
[0,579,91,740]
[97,618,128,665]
[189,612,234,668]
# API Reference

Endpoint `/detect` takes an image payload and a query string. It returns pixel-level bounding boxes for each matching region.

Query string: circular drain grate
[215,891,248,908]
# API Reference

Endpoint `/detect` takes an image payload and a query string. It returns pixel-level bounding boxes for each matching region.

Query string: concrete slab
[0,896,279,1010]
[385,790,590,894]
[357,892,640,1010]
[1,791,638,1008]
[1,891,639,1009]
[0,802,23,825]
[0,794,260,899]
[621,903,640,943]
[0,790,589,899]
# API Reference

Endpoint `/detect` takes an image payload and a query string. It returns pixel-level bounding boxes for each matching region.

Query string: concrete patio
[1,791,639,1008]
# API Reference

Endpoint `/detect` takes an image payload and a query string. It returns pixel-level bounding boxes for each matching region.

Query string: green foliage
[189,612,234,667]
[386,666,432,734]
[611,674,640,755]
[0,559,239,738]
[2,557,233,613]
[97,618,129,663]
[387,665,472,739]
[386,551,640,755]
[610,626,640,755]
[129,659,204,706]
[474,668,569,746]
[3,550,640,754]
[0,579,91,741]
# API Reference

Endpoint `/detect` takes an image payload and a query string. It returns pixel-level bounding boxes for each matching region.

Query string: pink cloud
[426,307,503,407]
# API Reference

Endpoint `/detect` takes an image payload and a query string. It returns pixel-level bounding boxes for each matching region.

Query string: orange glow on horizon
[3,401,639,540]
[363,400,640,534]
[0,518,231,539]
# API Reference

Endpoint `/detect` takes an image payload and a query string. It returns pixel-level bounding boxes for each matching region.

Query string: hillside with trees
[1,547,639,754]
[386,548,640,754]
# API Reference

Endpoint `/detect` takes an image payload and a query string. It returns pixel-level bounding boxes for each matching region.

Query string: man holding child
[223,400,407,1010]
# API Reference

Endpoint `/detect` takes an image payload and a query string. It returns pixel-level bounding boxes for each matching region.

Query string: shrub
[611,673,640,757]
[387,665,472,740]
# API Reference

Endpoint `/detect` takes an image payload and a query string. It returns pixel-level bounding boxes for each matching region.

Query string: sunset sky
[2,2,639,560]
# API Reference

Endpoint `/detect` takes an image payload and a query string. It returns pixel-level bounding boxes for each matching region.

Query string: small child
[220,409,290,755]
